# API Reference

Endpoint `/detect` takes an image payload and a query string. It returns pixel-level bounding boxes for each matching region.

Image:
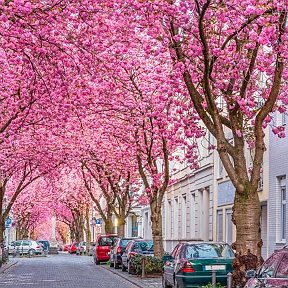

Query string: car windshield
[99,237,118,246]
[185,243,234,259]
[120,239,133,247]
[133,241,153,252]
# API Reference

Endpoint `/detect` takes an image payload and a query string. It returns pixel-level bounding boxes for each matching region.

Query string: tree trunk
[117,218,125,237]
[232,187,263,287]
[104,211,114,234]
[85,208,91,254]
[150,200,164,257]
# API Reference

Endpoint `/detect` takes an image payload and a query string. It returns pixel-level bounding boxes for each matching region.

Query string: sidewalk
[101,265,162,288]
[0,258,18,273]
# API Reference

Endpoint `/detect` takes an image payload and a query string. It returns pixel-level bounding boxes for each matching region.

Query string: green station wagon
[162,242,234,288]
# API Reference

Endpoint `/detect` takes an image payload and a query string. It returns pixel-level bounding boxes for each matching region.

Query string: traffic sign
[96,218,102,225]
[5,217,12,228]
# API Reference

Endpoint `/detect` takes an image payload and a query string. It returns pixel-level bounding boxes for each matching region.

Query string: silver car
[10,240,43,255]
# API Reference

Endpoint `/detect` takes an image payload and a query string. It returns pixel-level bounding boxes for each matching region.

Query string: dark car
[162,242,234,288]
[121,239,154,274]
[93,234,119,265]
[244,246,288,288]
[37,240,50,252]
[109,237,139,269]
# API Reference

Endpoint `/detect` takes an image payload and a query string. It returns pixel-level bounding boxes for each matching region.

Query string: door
[22,240,30,253]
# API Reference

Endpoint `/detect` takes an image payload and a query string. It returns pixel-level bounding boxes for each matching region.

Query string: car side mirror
[246,269,256,279]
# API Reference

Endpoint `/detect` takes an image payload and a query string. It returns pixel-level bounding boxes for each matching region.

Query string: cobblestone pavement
[101,265,162,288]
[0,252,160,288]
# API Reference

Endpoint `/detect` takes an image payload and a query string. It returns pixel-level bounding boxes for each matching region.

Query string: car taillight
[36,246,41,249]
[181,261,195,273]
[117,247,121,254]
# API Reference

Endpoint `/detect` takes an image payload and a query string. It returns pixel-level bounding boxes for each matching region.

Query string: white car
[9,240,43,255]
[76,241,86,255]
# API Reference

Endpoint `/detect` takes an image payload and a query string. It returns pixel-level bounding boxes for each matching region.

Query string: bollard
[227,272,232,288]
[211,270,216,288]
[141,257,145,278]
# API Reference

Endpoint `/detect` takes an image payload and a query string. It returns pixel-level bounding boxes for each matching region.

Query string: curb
[0,260,18,273]
[101,265,151,288]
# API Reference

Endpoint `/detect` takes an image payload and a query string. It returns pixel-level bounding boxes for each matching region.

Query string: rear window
[132,241,153,252]
[120,239,132,247]
[98,237,118,246]
[185,243,234,259]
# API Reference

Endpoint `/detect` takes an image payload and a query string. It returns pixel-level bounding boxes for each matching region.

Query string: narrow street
[0,253,141,288]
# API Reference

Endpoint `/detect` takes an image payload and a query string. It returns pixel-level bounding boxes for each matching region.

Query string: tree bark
[150,199,164,257]
[104,210,114,234]
[232,186,263,287]
[85,207,91,254]
[117,218,125,237]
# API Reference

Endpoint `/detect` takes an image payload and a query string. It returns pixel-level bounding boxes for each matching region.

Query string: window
[181,194,187,238]
[184,243,234,259]
[226,209,233,244]
[173,197,179,238]
[171,244,181,259]
[22,240,30,246]
[217,210,223,242]
[281,185,286,241]
[190,193,196,238]
[281,113,286,126]
[258,253,282,278]
[218,159,224,178]
[167,200,172,238]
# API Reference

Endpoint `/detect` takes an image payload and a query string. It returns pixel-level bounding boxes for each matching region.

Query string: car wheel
[114,259,119,269]
[128,261,133,274]
[121,263,127,272]
[28,249,35,257]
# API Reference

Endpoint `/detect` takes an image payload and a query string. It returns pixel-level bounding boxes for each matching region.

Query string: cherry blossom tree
[113,1,287,285]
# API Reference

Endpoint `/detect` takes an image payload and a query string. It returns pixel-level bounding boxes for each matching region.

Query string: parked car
[9,239,44,256]
[93,234,119,265]
[110,237,139,269]
[63,244,70,252]
[162,242,234,288]
[76,241,86,255]
[8,241,16,255]
[244,246,288,288]
[88,242,96,256]
[69,242,79,254]
[121,239,154,273]
[37,240,50,252]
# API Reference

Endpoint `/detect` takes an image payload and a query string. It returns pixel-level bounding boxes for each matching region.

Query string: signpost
[5,217,12,229]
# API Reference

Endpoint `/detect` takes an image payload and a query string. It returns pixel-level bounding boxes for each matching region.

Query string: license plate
[205,265,226,271]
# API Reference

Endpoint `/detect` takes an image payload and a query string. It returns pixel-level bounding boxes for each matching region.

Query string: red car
[69,242,79,254]
[63,244,70,252]
[245,246,288,288]
[93,234,119,265]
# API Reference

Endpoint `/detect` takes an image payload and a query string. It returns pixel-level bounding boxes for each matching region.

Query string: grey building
[268,112,288,254]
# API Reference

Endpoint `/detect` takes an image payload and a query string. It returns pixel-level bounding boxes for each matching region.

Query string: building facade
[268,112,288,254]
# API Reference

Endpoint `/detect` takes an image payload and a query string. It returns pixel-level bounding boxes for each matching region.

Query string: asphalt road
[0,252,139,288]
